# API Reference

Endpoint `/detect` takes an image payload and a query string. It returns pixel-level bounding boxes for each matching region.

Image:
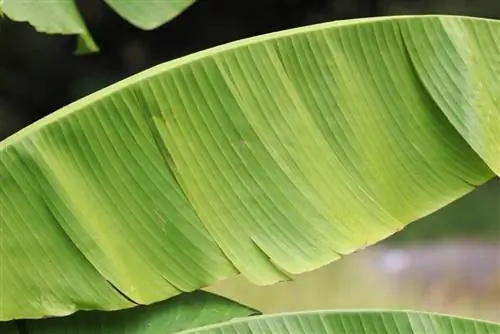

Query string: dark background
[1,0,499,242]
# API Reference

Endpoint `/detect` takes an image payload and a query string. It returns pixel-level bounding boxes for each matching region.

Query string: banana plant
[0,0,196,54]
[0,14,499,333]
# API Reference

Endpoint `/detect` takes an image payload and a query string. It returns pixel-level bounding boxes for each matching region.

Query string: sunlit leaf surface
[0,15,498,320]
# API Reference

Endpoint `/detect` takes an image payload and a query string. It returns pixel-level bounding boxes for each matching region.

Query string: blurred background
[1,0,499,323]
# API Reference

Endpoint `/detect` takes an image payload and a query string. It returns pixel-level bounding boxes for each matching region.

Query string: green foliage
[1,0,97,54]
[1,15,499,321]
[0,14,499,332]
[105,0,196,30]
[403,18,500,175]
[0,292,257,333]
[0,0,196,54]
[179,310,500,333]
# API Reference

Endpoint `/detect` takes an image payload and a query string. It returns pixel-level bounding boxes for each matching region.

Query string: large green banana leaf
[179,310,500,333]
[0,291,257,333]
[0,0,195,54]
[0,15,499,321]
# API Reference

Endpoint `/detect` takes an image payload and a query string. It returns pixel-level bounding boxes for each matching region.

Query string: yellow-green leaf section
[401,18,500,174]
[0,15,498,321]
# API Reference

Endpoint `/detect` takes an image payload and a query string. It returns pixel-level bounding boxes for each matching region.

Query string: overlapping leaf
[179,310,500,333]
[0,291,257,333]
[0,15,499,321]
[0,0,195,54]
[0,0,97,53]
[105,0,195,30]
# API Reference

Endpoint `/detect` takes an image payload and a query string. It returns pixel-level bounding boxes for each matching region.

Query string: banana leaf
[0,291,257,333]
[1,15,499,321]
[178,310,500,333]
